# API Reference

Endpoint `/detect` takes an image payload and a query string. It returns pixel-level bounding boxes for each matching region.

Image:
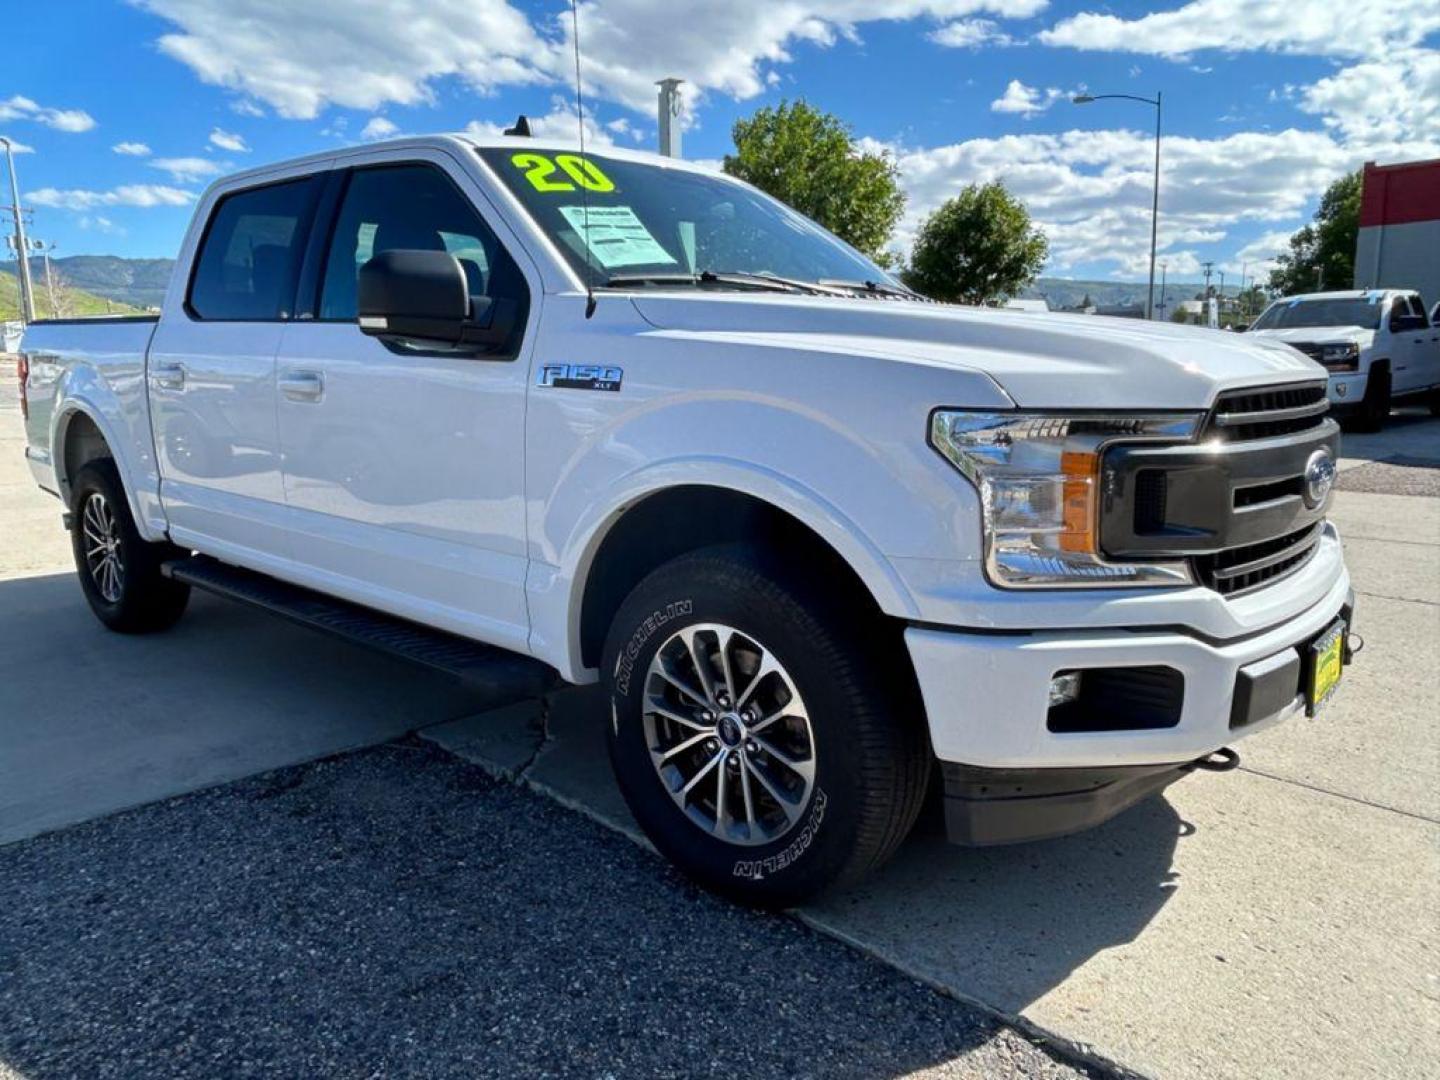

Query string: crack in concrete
[513,694,553,780]
[1238,765,1440,827]
[1353,587,1439,607]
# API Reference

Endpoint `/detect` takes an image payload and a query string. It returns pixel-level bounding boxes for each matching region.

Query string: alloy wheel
[643,623,817,846]
[81,492,124,604]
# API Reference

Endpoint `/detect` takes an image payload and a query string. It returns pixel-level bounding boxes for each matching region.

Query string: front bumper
[908,548,1354,844]
[1325,370,1368,409]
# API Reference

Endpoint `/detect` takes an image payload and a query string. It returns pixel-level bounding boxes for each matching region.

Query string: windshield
[1250,296,1383,331]
[477,147,898,291]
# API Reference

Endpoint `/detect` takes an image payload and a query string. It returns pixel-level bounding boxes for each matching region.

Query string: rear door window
[188,176,323,320]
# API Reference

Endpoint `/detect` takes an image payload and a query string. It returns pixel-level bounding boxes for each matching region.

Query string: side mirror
[359,249,469,344]
[1234,323,1249,333]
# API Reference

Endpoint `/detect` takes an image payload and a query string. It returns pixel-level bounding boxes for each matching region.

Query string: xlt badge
[538,363,623,392]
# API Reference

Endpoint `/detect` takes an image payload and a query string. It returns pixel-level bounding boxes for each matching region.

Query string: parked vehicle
[19,135,1357,906]
[1247,289,1440,430]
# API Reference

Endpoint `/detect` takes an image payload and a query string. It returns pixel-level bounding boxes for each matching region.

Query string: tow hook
[1187,747,1241,773]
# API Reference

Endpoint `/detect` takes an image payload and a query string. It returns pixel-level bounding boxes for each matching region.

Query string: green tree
[724,100,905,265]
[900,182,1048,304]
[1268,171,1362,295]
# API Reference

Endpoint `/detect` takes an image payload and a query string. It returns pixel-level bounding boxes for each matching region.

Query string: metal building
[1353,157,1440,306]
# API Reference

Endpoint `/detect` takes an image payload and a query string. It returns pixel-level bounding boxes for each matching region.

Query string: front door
[274,156,535,651]
[149,173,324,563]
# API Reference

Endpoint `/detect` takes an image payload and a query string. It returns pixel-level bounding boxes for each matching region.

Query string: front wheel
[70,460,191,633]
[602,545,929,908]
[1349,366,1391,432]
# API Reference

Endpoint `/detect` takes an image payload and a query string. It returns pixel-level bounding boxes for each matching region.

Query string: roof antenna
[503,114,532,137]
[570,0,597,318]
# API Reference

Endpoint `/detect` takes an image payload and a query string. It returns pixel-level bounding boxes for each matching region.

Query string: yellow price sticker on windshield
[510,152,615,194]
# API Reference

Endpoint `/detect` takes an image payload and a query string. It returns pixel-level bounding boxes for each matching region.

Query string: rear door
[149,171,325,562]
[273,151,537,651]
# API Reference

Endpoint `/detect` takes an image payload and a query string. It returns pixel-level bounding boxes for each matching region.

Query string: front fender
[526,386,989,680]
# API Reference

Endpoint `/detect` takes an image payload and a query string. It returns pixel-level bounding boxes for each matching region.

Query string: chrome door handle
[151,363,186,390]
[279,371,324,402]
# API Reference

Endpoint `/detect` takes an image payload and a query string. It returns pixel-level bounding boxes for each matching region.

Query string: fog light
[1049,670,1083,707]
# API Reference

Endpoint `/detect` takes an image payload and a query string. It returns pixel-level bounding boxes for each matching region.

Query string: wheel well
[577,485,883,669]
[62,412,112,493]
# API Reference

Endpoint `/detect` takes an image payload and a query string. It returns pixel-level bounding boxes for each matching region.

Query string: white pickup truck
[1247,289,1440,431]
[18,134,1356,905]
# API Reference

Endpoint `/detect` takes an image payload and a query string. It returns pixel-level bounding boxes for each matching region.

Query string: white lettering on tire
[613,599,693,696]
[732,789,828,880]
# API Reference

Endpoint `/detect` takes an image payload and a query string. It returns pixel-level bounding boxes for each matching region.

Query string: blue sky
[5,0,1437,281]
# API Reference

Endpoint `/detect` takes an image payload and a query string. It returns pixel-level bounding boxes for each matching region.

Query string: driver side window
[319,163,527,325]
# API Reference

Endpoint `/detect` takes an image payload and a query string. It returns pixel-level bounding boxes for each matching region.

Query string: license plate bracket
[1304,618,1346,717]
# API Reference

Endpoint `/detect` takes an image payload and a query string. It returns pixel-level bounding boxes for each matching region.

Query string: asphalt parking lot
[2,368,1437,1079]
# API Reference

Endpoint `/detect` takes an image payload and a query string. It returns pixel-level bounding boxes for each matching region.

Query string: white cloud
[78,215,125,236]
[0,94,97,132]
[867,125,1366,276]
[929,19,1013,48]
[1296,50,1440,152]
[149,156,225,182]
[465,98,617,147]
[1038,0,1438,60]
[112,141,152,156]
[208,127,250,152]
[29,185,196,210]
[133,0,1050,121]
[359,116,399,141]
[990,79,1067,115]
[230,99,265,117]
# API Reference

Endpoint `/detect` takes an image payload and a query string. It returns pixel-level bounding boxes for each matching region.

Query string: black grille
[1193,521,1323,596]
[1133,469,1169,534]
[1209,382,1329,441]
[1047,666,1184,732]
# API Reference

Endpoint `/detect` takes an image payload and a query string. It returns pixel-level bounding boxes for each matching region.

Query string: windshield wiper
[818,278,922,300]
[600,270,847,297]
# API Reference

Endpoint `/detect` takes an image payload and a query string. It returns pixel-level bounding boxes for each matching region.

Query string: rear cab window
[187,176,324,320]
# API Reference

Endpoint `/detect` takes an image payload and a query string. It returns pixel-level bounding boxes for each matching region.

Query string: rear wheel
[602,544,929,908]
[70,459,191,633]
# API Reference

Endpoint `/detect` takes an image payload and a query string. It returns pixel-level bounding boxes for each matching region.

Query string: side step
[163,555,559,702]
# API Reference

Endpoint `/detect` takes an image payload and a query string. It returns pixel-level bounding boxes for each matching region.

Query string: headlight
[1320,343,1359,371]
[930,411,1202,589]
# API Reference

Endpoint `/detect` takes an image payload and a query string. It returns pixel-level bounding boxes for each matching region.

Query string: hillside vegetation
[1,269,147,321]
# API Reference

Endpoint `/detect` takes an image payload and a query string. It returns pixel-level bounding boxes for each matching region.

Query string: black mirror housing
[358,249,469,344]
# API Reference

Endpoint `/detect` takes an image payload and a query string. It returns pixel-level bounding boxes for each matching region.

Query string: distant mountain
[1020,277,1240,314]
[0,255,174,310]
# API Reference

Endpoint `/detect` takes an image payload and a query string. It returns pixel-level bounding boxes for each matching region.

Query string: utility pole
[1,135,36,324]
[656,78,684,158]
[1202,260,1214,299]
[39,240,58,318]
[1157,260,1168,320]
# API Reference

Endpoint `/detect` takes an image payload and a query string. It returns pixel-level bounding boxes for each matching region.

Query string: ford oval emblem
[1303,447,1336,508]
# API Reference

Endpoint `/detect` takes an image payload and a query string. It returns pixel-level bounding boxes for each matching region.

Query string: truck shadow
[808,791,1184,1016]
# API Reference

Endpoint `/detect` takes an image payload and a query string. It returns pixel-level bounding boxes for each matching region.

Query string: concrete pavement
[3,366,1438,1078]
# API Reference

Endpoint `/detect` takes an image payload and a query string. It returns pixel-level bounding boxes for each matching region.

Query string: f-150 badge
[537,363,623,392]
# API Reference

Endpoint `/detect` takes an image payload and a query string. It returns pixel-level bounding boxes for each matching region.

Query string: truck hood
[1249,325,1375,349]
[630,293,1322,409]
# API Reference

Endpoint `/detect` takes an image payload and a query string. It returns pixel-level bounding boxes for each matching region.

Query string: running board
[163,555,558,702]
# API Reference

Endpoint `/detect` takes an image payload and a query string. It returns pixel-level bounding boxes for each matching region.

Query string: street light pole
[0,135,36,324]
[1073,91,1162,321]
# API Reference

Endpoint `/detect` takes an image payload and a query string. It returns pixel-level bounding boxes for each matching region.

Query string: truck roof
[206,131,723,192]
[1277,289,1411,302]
